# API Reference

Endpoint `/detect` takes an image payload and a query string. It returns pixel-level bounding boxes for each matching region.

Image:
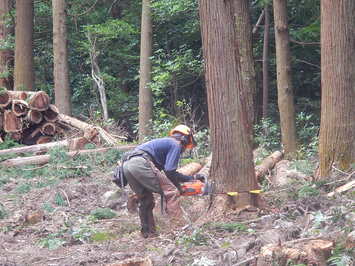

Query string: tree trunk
[235,0,257,127]
[273,0,297,157]
[318,0,355,178]
[53,0,71,115]
[0,0,11,89]
[14,0,34,91]
[262,4,270,119]
[199,0,258,208]
[138,0,153,142]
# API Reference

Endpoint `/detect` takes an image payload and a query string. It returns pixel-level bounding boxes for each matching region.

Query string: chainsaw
[180,175,213,196]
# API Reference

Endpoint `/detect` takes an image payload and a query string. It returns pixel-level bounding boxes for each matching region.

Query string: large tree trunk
[14,0,34,91]
[199,0,258,208]
[53,0,72,115]
[262,4,270,119]
[138,0,153,142]
[318,0,355,178]
[273,0,297,157]
[235,0,257,127]
[0,0,11,89]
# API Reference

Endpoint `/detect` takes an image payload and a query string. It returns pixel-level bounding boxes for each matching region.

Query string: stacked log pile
[0,90,60,145]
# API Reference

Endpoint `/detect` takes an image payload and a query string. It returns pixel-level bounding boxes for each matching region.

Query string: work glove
[194,173,207,183]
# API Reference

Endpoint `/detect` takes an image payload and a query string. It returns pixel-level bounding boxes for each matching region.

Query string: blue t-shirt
[135,137,182,171]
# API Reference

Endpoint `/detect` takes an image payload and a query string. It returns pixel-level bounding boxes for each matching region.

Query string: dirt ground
[0,166,354,266]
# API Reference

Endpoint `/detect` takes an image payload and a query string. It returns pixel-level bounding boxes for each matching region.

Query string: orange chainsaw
[180,175,213,196]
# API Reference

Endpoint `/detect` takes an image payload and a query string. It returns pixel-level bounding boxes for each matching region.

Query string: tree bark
[53,0,71,115]
[138,0,153,142]
[14,0,34,90]
[0,0,11,89]
[273,0,297,157]
[235,0,257,127]
[318,0,355,178]
[262,4,270,119]
[199,0,258,208]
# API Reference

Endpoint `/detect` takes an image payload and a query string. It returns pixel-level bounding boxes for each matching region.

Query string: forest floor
[0,153,354,266]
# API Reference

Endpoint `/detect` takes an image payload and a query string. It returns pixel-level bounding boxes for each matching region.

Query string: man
[122,125,199,238]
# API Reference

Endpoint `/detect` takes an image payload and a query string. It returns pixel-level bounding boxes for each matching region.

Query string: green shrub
[90,208,117,220]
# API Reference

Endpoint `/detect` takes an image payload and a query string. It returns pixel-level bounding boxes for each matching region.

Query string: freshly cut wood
[273,160,307,186]
[58,114,117,145]
[0,138,73,156]
[36,136,53,144]
[40,122,56,136]
[327,180,355,197]
[28,91,50,111]
[198,154,212,177]
[0,144,138,167]
[4,110,22,132]
[27,109,43,124]
[12,99,29,116]
[68,127,99,150]
[43,104,59,122]
[107,257,152,266]
[177,162,203,176]
[258,239,333,266]
[255,151,284,181]
[7,90,29,100]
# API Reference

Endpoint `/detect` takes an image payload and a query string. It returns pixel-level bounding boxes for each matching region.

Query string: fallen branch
[327,180,355,197]
[0,144,137,167]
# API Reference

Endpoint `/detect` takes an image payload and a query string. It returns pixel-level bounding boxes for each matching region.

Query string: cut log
[177,162,203,176]
[28,91,50,111]
[273,160,307,186]
[12,99,29,117]
[258,239,333,266]
[58,114,117,145]
[7,90,29,100]
[0,138,72,156]
[40,122,56,136]
[36,136,53,145]
[4,110,22,132]
[0,144,138,167]
[43,104,59,122]
[68,127,99,150]
[327,180,355,197]
[27,109,43,124]
[255,151,284,181]
[106,257,152,266]
[198,154,212,177]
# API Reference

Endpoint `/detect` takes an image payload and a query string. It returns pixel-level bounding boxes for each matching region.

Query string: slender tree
[273,0,297,156]
[53,0,71,115]
[0,0,11,89]
[138,0,152,142]
[262,3,270,119]
[14,0,34,91]
[318,0,355,178]
[235,0,257,127]
[199,0,259,208]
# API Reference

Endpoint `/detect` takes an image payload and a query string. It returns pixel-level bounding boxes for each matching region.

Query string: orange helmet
[169,125,196,149]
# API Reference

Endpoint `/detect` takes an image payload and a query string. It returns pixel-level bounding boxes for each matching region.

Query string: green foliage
[207,222,248,233]
[254,118,281,151]
[90,231,116,242]
[178,228,208,247]
[328,244,354,266]
[0,203,7,219]
[71,225,97,244]
[54,192,67,207]
[90,208,117,220]
[297,183,319,198]
[38,233,66,250]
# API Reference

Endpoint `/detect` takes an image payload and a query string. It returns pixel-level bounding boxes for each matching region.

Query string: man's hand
[194,173,207,183]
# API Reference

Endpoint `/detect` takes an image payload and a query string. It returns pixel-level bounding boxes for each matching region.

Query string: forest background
[1,0,321,152]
